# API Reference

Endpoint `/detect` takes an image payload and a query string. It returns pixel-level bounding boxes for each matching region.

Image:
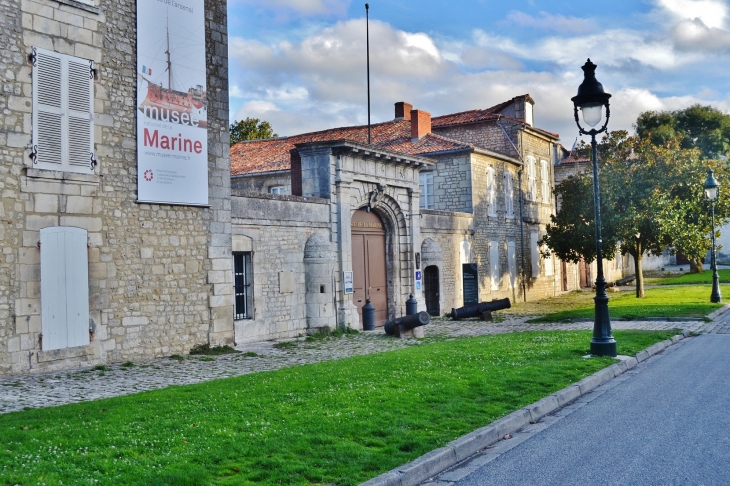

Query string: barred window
[233,252,253,320]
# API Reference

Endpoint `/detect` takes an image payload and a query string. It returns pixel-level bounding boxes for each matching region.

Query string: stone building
[229,96,565,342]
[0,0,233,375]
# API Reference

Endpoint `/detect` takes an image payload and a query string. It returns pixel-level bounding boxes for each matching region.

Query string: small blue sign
[415,270,422,281]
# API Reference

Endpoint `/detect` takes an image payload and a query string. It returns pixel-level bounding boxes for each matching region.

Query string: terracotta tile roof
[431,99,514,127]
[230,120,473,176]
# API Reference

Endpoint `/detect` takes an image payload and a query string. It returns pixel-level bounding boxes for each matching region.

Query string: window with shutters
[419,172,434,209]
[233,252,254,320]
[40,227,90,351]
[31,47,95,174]
[527,156,537,202]
[540,159,551,204]
[504,171,514,219]
[486,167,497,216]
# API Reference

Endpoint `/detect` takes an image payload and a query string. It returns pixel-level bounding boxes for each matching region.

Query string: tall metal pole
[365,3,371,145]
[711,200,722,303]
[589,134,616,356]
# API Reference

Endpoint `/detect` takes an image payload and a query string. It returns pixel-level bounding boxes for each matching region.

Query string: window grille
[233,252,253,320]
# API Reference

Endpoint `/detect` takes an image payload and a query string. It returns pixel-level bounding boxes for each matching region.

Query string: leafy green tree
[635,104,730,159]
[229,118,278,146]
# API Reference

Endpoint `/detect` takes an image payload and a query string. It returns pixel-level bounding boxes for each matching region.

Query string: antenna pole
[366,3,371,145]
[165,15,172,90]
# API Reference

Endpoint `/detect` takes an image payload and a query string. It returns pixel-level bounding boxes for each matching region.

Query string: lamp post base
[711,270,722,303]
[590,339,617,357]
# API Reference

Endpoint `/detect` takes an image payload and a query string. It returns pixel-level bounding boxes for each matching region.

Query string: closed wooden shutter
[33,50,64,169]
[41,227,90,350]
[32,47,94,173]
[507,242,517,289]
[487,167,496,216]
[490,241,500,290]
[504,171,514,218]
[530,231,540,277]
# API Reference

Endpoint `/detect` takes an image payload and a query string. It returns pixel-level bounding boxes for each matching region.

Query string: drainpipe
[497,117,528,302]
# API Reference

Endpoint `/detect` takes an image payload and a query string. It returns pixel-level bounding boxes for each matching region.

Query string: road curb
[707,304,730,320]
[360,332,690,486]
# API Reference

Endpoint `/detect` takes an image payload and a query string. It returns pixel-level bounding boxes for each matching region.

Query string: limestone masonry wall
[0,0,232,375]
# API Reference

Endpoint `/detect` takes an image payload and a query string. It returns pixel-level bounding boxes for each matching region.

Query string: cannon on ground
[384,311,430,336]
[448,298,511,320]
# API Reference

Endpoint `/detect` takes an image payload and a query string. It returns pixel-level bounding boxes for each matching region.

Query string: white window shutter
[507,242,517,289]
[32,49,64,170]
[487,167,496,216]
[490,241,500,290]
[67,57,94,171]
[32,48,94,174]
[530,231,540,277]
[41,227,90,351]
[504,172,514,218]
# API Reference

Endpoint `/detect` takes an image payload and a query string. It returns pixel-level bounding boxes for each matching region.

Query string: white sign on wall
[136,0,208,206]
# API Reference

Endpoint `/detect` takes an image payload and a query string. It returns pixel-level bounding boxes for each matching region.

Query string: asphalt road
[455,334,730,486]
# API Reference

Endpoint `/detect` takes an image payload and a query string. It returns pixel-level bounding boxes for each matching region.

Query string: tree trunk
[689,258,704,274]
[631,245,645,298]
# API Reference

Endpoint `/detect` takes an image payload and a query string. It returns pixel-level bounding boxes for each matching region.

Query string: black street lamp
[571,59,617,357]
[704,168,722,303]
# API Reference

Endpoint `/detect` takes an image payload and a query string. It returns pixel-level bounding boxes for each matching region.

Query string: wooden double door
[351,210,389,327]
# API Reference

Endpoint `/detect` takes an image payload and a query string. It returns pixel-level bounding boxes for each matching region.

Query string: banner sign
[136,0,208,206]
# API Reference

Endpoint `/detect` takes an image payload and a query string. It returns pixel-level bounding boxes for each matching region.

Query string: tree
[635,104,730,160]
[229,118,278,146]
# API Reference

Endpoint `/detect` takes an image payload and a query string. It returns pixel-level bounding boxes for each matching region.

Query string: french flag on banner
[142,65,152,75]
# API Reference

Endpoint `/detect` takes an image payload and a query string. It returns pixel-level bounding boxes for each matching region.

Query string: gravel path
[0,315,717,415]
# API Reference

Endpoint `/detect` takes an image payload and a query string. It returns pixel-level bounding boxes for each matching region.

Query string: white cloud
[671,18,730,51]
[506,10,598,34]
[229,15,730,141]
[231,0,350,16]
[656,0,727,29]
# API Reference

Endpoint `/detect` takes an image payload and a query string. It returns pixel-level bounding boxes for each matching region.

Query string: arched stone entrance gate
[351,209,388,326]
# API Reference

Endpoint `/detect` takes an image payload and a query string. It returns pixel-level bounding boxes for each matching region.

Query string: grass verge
[0,330,675,486]
[527,285,726,322]
[647,268,730,285]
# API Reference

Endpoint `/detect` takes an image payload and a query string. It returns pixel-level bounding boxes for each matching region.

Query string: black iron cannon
[384,311,430,336]
[448,298,511,320]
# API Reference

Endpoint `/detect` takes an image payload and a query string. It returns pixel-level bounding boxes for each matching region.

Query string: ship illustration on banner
[137,20,207,129]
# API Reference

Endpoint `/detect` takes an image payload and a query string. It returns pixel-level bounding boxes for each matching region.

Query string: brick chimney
[410,109,431,141]
[395,102,413,120]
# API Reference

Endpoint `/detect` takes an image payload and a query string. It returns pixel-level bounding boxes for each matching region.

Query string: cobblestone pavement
[0,314,721,415]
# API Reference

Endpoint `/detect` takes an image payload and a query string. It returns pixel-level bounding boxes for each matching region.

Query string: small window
[269,185,290,195]
[486,167,497,217]
[32,48,95,174]
[233,252,253,320]
[420,172,434,209]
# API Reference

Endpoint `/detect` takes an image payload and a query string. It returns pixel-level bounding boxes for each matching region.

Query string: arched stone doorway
[351,209,389,326]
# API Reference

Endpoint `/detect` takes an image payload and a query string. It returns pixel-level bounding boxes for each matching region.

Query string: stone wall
[231,192,330,343]
[0,0,232,375]
[433,121,520,159]
[427,153,472,212]
[231,171,291,194]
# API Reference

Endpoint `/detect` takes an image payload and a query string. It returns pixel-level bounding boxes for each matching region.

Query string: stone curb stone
[447,425,499,462]
[360,333,687,486]
[707,304,730,320]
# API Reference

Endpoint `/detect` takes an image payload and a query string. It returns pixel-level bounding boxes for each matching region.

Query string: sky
[227,0,730,146]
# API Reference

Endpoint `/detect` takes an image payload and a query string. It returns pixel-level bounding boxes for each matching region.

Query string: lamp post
[704,168,722,303]
[571,59,616,357]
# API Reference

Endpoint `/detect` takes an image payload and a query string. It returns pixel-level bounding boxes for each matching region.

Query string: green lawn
[528,285,727,322]
[647,269,730,285]
[0,330,675,486]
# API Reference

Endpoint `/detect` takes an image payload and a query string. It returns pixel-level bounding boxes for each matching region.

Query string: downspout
[497,116,528,302]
